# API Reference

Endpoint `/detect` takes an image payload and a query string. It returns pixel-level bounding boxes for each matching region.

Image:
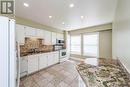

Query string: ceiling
[15,0,117,31]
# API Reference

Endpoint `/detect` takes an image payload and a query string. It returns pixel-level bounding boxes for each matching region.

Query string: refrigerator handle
[16,42,20,87]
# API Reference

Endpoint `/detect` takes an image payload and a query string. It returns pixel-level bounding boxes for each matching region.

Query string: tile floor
[19,60,86,87]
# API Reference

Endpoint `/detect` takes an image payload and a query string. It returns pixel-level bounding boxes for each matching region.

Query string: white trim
[119,59,130,74]
[70,57,84,61]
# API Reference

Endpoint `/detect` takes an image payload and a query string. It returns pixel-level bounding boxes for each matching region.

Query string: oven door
[60,50,67,58]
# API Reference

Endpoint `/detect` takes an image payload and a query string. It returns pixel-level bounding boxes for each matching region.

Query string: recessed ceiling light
[23,3,29,7]
[81,16,84,19]
[49,16,52,19]
[62,22,65,25]
[69,4,74,8]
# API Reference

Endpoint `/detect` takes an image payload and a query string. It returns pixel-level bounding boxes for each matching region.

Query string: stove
[59,49,67,62]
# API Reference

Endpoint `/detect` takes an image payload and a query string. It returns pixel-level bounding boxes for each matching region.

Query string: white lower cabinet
[53,52,59,64]
[48,52,59,66]
[28,55,39,74]
[39,54,48,70]
[39,52,59,68]
[47,53,54,66]
[20,57,28,77]
[20,52,59,77]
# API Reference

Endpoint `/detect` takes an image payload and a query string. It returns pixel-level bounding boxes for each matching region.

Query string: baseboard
[70,57,85,61]
[117,59,130,79]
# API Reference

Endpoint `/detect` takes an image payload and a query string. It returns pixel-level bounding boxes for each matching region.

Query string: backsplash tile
[20,37,53,56]
[24,37,43,49]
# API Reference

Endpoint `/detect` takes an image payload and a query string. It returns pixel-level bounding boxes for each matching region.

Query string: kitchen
[0,0,130,87]
[16,24,68,77]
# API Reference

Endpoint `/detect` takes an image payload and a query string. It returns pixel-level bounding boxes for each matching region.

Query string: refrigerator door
[0,16,16,87]
[9,19,16,87]
[0,17,9,87]
[0,16,9,87]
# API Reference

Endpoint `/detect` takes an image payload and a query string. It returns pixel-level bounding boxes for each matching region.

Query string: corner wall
[113,0,130,72]
[99,30,112,58]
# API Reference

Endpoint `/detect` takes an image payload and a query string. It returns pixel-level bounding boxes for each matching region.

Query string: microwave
[57,39,64,44]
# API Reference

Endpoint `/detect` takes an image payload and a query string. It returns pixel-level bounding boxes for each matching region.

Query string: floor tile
[20,60,86,87]
[56,82,70,87]
[37,78,50,87]
[42,72,55,81]
[59,70,71,76]
[63,76,75,85]
[50,77,62,86]
[31,73,45,82]
[39,69,47,75]
[46,83,55,87]
[23,79,36,87]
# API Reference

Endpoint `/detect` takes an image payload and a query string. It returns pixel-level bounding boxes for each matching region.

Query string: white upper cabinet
[16,24,59,45]
[56,33,64,40]
[36,29,44,38]
[25,26,36,37]
[51,32,57,45]
[16,24,25,44]
[43,30,52,45]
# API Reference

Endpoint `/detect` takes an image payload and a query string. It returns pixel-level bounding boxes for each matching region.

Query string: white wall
[69,23,112,35]
[113,0,130,72]
[99,30,112,58]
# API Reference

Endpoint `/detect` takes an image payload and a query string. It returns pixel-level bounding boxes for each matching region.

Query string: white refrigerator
[0,16,16,87]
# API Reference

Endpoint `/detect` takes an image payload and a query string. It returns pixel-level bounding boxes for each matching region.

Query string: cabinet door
[25,26,36,37]
[39,54,48,70]
[16,24,25,44]
[36,29,44,38]
[53,52,59,64]
[51,32,57,45]
[43,30,52,45]
[20,57,28,77]
[28,55,38,74]
[56,33,64,40]
[59,33,64,39]
[47,53,54,66]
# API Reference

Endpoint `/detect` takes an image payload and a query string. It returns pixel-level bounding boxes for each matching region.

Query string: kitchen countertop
[20,50,60,57]
[76,58,130,87]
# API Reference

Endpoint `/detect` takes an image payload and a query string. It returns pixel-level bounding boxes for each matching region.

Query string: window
[70,35,81,54]
[83,33,99,57]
